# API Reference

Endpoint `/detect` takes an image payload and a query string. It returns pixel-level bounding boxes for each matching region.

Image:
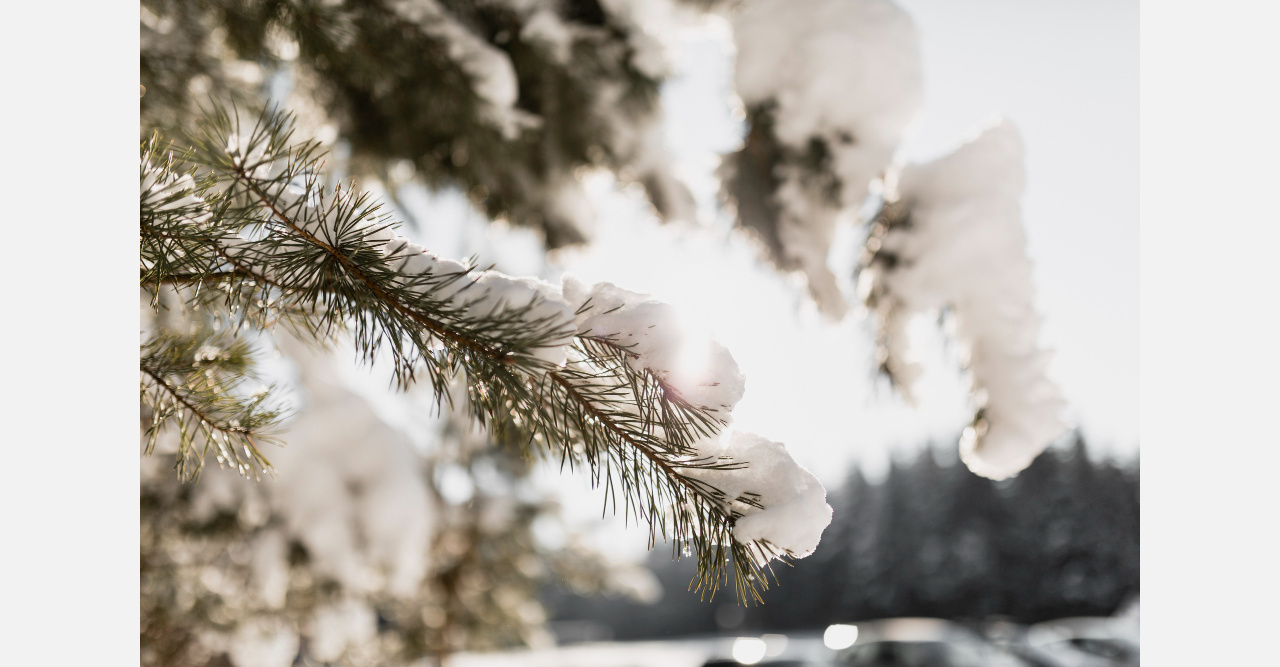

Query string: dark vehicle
[1022,618,1139,667]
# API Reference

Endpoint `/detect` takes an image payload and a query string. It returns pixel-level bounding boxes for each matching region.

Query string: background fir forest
[139,0,1138,666]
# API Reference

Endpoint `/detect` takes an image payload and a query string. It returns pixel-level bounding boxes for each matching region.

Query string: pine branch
[857,197,919,396]
[140,106,800,602]
[140,330,283,481]
[230,168,514,369]
[143,269,251,285]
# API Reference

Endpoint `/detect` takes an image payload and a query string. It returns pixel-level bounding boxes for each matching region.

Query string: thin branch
[143,269,249,285]
[141,367,256,442]
[140,224,290,292]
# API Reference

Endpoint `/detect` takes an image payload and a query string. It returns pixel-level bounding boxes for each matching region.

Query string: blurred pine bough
[141,0,694,248]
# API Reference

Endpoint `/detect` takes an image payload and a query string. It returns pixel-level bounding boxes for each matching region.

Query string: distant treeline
[545,435,1139,640]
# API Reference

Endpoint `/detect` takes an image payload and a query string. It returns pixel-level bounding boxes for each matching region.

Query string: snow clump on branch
[687,430,832,559]
[733,0,921,189]
[562,277,747,422]
[381,237,578,367]
[728,0,923,317]
[560,278,832,557]
[859,120,1067,479]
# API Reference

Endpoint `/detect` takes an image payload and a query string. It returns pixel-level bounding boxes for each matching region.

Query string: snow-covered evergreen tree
[140,0,1068,663]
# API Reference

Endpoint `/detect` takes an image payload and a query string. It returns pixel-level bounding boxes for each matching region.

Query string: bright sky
[348,1,1138,559]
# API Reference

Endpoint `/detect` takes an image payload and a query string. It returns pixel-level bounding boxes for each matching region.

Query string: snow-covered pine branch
[857,121,1067,479]
[140,107,831,601]
[722,0,922,318]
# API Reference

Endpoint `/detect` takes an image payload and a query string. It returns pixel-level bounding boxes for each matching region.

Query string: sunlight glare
[731,637,767,665]
[823,624,859,650]
[672,324,715,390]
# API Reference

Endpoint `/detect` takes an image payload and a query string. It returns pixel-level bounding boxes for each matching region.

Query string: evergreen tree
[140,0,1085,662]
[547,435,1139,639]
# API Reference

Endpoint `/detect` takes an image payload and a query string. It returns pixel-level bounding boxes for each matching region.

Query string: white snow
[772,172,849,318]
[730,0,923,317]
[585,84,696,231]
[732,0,921,176]
[861,120,1067,479]
[383,237,579,366]
[308,597,377,662]
[521,8,574,64]
[265,354,434,597]
[599,0,679,80]
[170,345,436,666]
[185,342,437,609]
[562,277,746,420]
[250,529,290,609]
[685,430,832,558]
[140,160,211,227]
[227,618,299,667]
